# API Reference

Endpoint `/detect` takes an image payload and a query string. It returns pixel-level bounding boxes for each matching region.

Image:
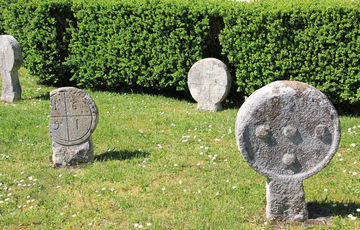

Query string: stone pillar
[0,35,22,102]
[49,87,99,167]
[266,178,308,222]
[235,80,341,222]
[187,58,231,111]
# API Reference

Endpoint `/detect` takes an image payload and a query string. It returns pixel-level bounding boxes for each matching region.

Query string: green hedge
[3,0,73,85]
[1,0,359,108]
[0,0,8,34]
[67,0,226,90]
[220,0,360,106]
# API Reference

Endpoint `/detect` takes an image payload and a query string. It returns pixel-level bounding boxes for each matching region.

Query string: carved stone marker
[49,87,98,167]
[187,58,231,111]
[0,35,22,102]
[235,81,340,222]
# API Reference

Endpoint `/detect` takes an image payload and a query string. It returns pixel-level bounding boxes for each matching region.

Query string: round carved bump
[283,125,297,139]
[315,124,327,139]
[255,125,270,139]
[282,153,296,166]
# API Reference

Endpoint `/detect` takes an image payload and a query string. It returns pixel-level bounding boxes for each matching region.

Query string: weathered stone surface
[266,179,308,222]
[49,87,98,167]
[0,35,22,102]
[235,80,341,222]
[187,58,231,111]
[52,137,94,167]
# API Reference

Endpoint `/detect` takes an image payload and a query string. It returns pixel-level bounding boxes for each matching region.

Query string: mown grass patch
[0,69,359,229]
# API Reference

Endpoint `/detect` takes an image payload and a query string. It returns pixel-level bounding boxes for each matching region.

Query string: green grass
[0,69,359,229]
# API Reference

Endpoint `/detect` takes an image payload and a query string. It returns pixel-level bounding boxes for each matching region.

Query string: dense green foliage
[220,0,360,107]
[1,0,359,108]
[0,0,8,34]
[3,0,73,85]
[67,0,216,90]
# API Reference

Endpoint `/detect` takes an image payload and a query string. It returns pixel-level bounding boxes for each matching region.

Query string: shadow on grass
[307,201,360,218]
[271,201,359,227]
[221,99,245,110]
[34,93,50,100]
[95,149,149,162]
[93,85,194,104]
[22,92,51,100]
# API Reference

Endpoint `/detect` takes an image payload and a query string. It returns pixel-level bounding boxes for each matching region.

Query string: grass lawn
[0,69,359,229]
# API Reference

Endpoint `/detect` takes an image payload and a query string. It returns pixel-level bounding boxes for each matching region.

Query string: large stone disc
[0,35,22,72]
[235,81,340,180]
[49,87,98,146]
[187,58,231,106]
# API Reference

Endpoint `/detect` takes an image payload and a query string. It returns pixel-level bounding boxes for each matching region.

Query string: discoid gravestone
[235,81,340,222]
[49,87,98,167]
[0,35,22,102]
[187,58,231,111]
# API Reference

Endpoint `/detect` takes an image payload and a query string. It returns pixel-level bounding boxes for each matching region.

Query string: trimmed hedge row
[67,0,219,90]
[3,0,73,85]
[220,0,360,106]
[1,0,359,108]
[0,0,7,34]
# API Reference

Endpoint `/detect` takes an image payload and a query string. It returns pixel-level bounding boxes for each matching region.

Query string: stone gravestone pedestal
[235,81,340,222]
[187,58,231,111]
[0,35,22,102]
[49,87,98,167]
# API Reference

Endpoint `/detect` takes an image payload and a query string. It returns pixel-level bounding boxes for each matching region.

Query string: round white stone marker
[49,87,98,167]
[187,58,231,111]
[0,35,22,102]
[235,81,340,222]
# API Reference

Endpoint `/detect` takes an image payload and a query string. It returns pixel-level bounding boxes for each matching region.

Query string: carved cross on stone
[187,58,231,111]
[49,87,98,167]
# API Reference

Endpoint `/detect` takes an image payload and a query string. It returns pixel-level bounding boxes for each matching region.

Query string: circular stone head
[49,87,99,146]
[0,35,22,72]
[187,58,231,109]
[235,81,340,180]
